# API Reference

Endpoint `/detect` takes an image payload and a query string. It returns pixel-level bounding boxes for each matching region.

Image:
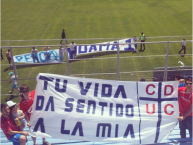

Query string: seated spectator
[7,100,25,131]
[0,103,28,145]
[175,74,185,88]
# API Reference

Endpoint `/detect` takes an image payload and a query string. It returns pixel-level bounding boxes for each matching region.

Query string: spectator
[7,72,18,94]
[70,41,76,59]
[59,46,65,62]
[31,47,40,63]
[175,74,185,88]
[140,78,146,81]
[60,29,68,44]
[6,49,12,67]
[133,36,139,51]
[1,48,4,60]
[139,32,146,51]
[178,77,192,138]
[19,84,50,145]
[7,100,25,131]
[179,38,186,56]
[0,103,28,145]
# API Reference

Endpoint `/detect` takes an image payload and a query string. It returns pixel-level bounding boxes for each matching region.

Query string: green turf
[1,0,192,103]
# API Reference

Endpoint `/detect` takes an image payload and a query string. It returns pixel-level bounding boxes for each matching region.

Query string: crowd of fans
[1,73,192,144]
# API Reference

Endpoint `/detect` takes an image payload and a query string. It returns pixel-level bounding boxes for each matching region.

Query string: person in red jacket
[178,77,192,138]
[19,84,50,145]
[0,103,28,145]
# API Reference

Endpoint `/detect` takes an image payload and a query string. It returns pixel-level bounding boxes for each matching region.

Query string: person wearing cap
[60,29,68,44]
[6,49,12,67]
[7,72,18,94]
[139,32,146,51]
[19,84,51,145]
[7,100,26,131]
[179,38,186,56]
[0,103,28,145]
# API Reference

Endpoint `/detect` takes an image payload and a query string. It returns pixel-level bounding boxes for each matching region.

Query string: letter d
[36,95,45,110]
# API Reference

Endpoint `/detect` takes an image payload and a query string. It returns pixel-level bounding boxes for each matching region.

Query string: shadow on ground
[4,94,18,102]
[69,51,136,63]
[11,62,62,69]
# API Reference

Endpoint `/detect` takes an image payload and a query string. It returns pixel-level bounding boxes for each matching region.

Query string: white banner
[29,73,179,144]
[68,38,135,59]
[13,49,64,63]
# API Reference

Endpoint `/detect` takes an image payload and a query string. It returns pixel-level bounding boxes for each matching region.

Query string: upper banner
[13,38,135,63]
[68,38,135,59]
[29,73,179,144]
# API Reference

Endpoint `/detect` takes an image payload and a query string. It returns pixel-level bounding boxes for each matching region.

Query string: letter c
[146,84,155,95]
[164,104,174,115]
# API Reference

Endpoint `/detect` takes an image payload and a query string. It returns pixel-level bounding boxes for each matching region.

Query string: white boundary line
[1,35,192,42]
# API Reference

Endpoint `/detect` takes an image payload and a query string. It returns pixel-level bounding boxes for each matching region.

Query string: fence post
[64,44,70,76]
[117,40,120,80]
[6,42,20,98]
[163,38,170,81]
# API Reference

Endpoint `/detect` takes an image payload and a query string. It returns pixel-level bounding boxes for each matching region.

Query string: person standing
[60,29,68,44]
[179,38,186,55]
[7,72,18,94]
[178,77,192,138]
[175,74,185,88]
[0,103,28,145]
[59,46,65,62]
[6,49,12,67]
[19,84,50,145]
[70,41,76,59]
[44,47,51,62]
[139,32,146,51]
[1,48,4,60]
[31,47,40,63]
[133,36,139,52]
